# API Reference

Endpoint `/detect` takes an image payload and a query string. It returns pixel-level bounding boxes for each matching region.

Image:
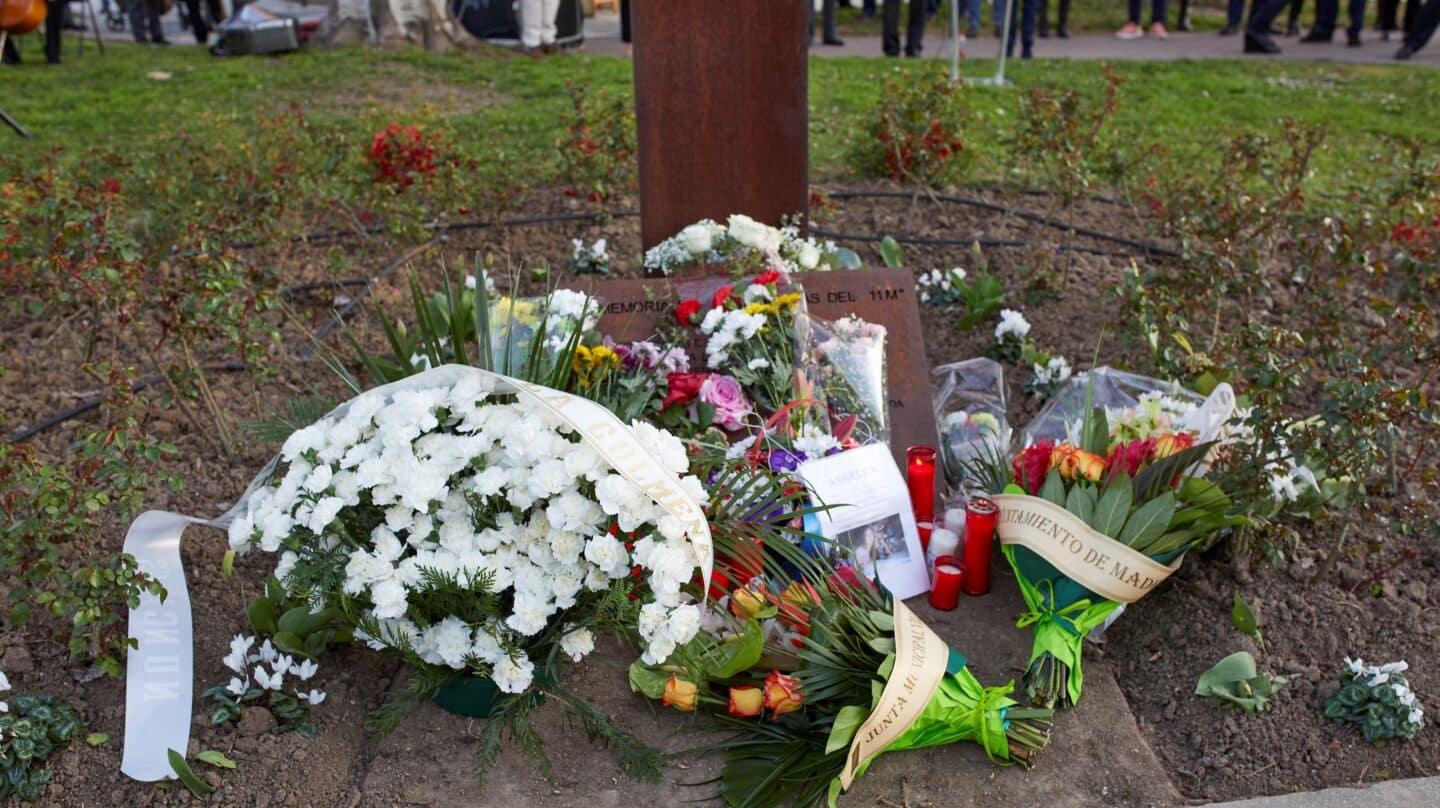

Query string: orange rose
[662,674,699,712]
[762,670,803,718]
[773,581,820,635]
[728,686,764,717]
[1152,432,1195,459]
[1056,448,1107,482]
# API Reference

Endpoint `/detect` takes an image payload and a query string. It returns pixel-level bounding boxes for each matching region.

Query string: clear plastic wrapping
[796,313,890,446]
[931,358,1009,487]
[1020,366,1204,447]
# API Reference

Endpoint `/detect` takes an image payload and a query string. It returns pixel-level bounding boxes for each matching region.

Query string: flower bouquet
[799,314,890,447]
[959,382,1246,708]
[629,557,1051,807]
[643,214,854,277]
[931,358,1009,487]
[225,363,719,780]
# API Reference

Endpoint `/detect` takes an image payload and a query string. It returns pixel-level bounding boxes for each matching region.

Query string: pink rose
[699,374,752,431]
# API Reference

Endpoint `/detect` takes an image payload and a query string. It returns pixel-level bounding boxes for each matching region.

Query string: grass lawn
[3,41,1437,199]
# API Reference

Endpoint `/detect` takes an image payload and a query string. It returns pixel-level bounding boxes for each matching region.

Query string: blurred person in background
[130,0,169,44]
[1300,0,1368,44]
[1394,0,1439,56]
[882,0,924,56]
[1038,0,1070,38]
[1117,0,1170,38]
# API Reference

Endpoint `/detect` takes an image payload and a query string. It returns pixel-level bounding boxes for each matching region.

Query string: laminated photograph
[797,443,931,600]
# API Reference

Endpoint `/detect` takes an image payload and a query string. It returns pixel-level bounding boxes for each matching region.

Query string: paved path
[1211,776,1440,807]
[50,1,1437,67]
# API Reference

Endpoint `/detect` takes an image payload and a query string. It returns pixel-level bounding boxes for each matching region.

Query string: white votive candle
[944,507,968,533]
[926,528,960,568]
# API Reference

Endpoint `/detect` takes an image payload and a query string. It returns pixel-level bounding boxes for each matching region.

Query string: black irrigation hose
[230,210,641,251]
[301,237,443,356]
[7,361,248,444]
[809,227,1124,258]
[822,189,1181,259]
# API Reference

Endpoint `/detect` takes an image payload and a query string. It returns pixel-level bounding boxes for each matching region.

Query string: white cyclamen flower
[994,309,1031,342]
[253,666,284,691]
[291,659,320,681]
[226,677,248,696]
[296,689,327,704]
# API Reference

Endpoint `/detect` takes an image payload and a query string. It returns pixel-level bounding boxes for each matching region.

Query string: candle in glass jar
[906,446,938,522]
[929,556,963,610]
[962,497,998,595]
[916,520,933,553]
[943,507,968,534]
[925,527,960,570]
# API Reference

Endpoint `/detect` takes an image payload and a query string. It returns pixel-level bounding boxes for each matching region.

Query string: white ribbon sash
[121,365,712,781]
[838,599,948,789]
[993,494,1180,604]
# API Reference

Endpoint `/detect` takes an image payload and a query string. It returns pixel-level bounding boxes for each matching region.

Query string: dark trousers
[1250,0,1295,32]
[810,0,838,40]
[1405,0,1440,47]
[1039,0,1069,32]
[620,0,630,43]
[1129,0,1170,24]
[129,0,167,42]
[1287,0,1305,26]
[2,35,18,64]
[182,0,211,42]
[44,0,63,63]
[863,0,877,16]
[1380,0,1419,30]
[882,0,924,55]
[1311,0,1367,33]
[1007,0,1037,49]
[1227,0,1248,23]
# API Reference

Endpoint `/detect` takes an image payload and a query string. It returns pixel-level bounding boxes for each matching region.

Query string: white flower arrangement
[994,309,1031,343]
[917,267,967,306]
[643,214,839,276]
[227,376,709,693]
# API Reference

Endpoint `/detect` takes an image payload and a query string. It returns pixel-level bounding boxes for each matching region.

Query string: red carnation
[675,298,702,326]
[753,270,782,286]
[711,285,735,310]
[1106,437,1156,478]
[662,372,709,409]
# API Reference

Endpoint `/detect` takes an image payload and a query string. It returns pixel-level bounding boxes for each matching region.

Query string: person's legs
[1057,0,1070,33]
[619,0,630,43]
[905,0,925,54]
[1287,0,1305,29]
[1346,0,1367,35]
[519,0,542,48]
[44,0,62,62]
[863,0,877,18]
[147,0,168,42]
[1118,0,1144,35]
[822,0,841,42]
[1151,0,1169,26]
[129,0,150,42]
[1402,0,1440,49]
[1127,0,1142,22]
[1305,0,1340,36]
[541,0,558,44]
[966,0,981,31]
[1038,0,1049,36]
[882,0,901,54]
[183,0,209,42]
[1248,0,1293,47]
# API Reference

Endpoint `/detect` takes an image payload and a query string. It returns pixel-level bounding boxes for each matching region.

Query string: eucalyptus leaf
[1039,470,1067,507]
[1092,484,1134,538]
[1118,492,1176,549]
[1065,485,1097,526]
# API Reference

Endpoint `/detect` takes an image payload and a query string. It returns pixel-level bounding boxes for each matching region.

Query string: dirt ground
[2,184,1434,806]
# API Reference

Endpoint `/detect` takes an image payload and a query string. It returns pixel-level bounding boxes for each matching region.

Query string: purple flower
[768,449,804,472]
[699,374,753,431]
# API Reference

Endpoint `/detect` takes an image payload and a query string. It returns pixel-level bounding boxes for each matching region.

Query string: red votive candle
[962,497,998,595]
[929,555,964,610]
[917,520,933,553]
[906,445,938,522]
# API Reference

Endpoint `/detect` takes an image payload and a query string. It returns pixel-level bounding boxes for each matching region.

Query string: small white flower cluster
[699,306,767,368]
[1032,356,1072,388]
[0,671,10,715]
[464,272,497,296]
[544,288,601,341]
[228,377,708,692]
[1345,657,1423,726]
[793,422,840,459]
[569,238,611,275]
[642,214,834,276]
[916,267,967,306]
[222,635,326,705]
[994,309,1031,343]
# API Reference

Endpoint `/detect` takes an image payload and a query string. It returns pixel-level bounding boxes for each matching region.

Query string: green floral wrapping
[827,650,1021,805]
[1006,545,1123,706]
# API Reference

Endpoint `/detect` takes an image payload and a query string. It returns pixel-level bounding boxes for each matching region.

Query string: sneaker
[1116,22,1143,39]
[1149,22,1168,39]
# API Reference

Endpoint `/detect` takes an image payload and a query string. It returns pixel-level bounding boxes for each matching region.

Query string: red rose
[1012,439,1057,495]
[662,372,709,409]
[675,299,702,326]
[753,270,782,286]
[710,285,735,310]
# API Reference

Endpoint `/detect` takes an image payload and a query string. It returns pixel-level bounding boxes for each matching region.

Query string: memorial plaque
[631,0,809,254]
[563,269,937,470]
